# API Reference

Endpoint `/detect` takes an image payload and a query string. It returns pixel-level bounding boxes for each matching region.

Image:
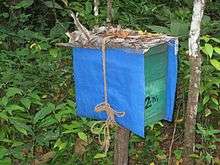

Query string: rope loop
[92,35,126,154]
[91,102,125,154]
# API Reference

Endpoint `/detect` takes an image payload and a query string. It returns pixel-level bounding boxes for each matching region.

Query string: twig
[94,0,99,16]
[32,151,55,165]
[70,11,91,40]
[107,0,113,24]
[168,101,181,165]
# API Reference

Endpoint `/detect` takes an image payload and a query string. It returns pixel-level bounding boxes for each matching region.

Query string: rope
[91,36,125,154]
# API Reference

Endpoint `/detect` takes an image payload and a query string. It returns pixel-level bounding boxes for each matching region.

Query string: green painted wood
[144,44,168,126]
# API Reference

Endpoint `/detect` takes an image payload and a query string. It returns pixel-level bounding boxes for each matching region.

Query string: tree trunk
[114,126,130,165]
[183,0,205,164]
[94,0,99,16]
[107,0,113,24]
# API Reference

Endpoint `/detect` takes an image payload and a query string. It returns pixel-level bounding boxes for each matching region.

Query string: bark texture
[94,0,99,16]
[183,0,205,164]
[107,0,113,23]
[114,126,130,165]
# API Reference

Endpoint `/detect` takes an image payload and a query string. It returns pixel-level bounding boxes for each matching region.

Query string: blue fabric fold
[73,48,145,136]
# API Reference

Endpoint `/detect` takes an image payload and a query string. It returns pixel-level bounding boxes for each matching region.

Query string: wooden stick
[32,151,55,165]
[107,0,113,24]
[70,11,91,40]
[94,0,99,16]
[114,126,130,165]
[168,103,180,165]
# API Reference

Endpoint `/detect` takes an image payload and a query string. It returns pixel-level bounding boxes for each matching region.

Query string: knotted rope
[91,36,125,154]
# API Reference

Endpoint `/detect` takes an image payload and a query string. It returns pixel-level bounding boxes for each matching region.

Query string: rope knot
[92,102,125,154]
[95,102,125,126]
[91,35,126,154]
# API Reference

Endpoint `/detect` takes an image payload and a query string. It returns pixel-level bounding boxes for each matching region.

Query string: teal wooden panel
[144,44,168,126]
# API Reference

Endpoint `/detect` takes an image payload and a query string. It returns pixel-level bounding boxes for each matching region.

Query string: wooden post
[94,0,99,16]
[114,126,130,165]
[107,0,113,24]
[183,0,205,164]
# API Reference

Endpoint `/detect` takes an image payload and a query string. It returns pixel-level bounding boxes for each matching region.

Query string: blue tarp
[72,40,178,137]
[165,40,178,121]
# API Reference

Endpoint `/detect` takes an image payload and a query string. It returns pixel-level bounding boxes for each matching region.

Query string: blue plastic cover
[165,39,178,121]
[73,48,145,136]
[72,40,178,137]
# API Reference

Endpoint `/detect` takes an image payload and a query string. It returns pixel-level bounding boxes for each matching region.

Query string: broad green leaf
[50,24,65,39]
[0,97,8,106]
[170,21,189,36]
[209,129,220,134]
[210,59,220,70]
[211,37,220,43]
[34,103,55,124]
[38,116,57,128]
[211,97,219,105]
[208,144,216,150]
[202,95,210,105]
[0,146,8,159]
[94,153,106,159]
[62,129,80,134]
[205,153,212,163]
[49,48,59,58]
[1,13,9,18]
[195,144,204,149]
[156,154,167,160]
[20,98,31,109]
[62,121,82,130]
[11,147,25,160]
[60,0,68,6]
[10,120,31,135]
[56,103,66,110]
[173,149,182,160]
[0,158,11,165]
[54,138,62,148]
[15,125,27,135]
[44,1,63,9]
[0,139,12,143]
[54,139,67,150]
[5,105,25,115]
[6,105,24,111]
[17,29,46,41]
[55,108,74,122]
[78,132,88,143]
[6,87,22,98]
[85,1,92,14]
[14,0,33,9]
[30,92,41,100]
[11,141,24,147]
[214,47,220,54]
[147,25,170,34]
[67,100,75,108]
[203,43,213,58]
[0,112,9,121]
[201,35,210,42]
[189,153,200,158]
[205,109,211,117]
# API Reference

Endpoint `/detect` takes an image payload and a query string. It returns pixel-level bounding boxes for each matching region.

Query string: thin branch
[70,11,91,40]
[168,104,180,165]
[94,0,99,16]
[32,151,55,165]
[107,0,113,24]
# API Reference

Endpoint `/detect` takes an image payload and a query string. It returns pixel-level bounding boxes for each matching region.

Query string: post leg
[114,126,130,165]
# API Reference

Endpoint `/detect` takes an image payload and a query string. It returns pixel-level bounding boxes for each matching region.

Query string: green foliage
[0,0,220,164]
[200,36,220,116]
